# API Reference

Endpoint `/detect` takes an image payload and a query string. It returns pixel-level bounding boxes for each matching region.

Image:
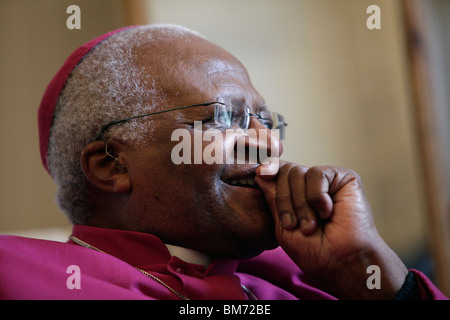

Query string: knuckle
[306,166,362,183]
[280,162,308,174]
[342,169,362,184]
[306,166,326,178]
[308,193,326,206]
[287,165,308,182]
[279,162,295,175]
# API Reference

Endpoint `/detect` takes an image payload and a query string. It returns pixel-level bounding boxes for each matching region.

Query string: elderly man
[0,24,446,300]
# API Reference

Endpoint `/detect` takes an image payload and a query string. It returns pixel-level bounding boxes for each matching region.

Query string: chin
[217,226,279,260]
[195,175,278,259]
[225,241,279,260]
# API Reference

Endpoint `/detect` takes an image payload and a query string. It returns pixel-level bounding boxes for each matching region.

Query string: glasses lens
[240,106,251,130]
[257,111,274,129]
[259,111,286,141]
[215,101,250,130]
[277,113,286,141]
[215,102,232,127]
[214,101,286,141]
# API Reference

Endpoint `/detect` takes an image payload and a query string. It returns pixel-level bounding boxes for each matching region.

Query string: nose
[247,117,283,158]
[232,117,283,171]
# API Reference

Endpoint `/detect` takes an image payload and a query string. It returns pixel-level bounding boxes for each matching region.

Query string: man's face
[125,35,283,259]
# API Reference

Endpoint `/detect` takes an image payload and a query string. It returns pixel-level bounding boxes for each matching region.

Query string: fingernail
[300,218,315,235]
[258,160,279,176]
[281,213,295,229]
[300,218,309,230]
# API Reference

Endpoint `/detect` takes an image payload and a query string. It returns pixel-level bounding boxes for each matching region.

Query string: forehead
[134,33,262,107]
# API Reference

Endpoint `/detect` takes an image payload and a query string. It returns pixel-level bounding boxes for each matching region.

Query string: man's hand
[255,162,408,299]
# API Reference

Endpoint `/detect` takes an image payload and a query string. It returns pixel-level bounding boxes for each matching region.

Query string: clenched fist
[255,162,408,299]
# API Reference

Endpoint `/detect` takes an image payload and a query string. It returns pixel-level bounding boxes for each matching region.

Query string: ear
[80,141,131,193]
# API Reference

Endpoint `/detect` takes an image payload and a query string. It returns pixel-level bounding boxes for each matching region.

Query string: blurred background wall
[0,0,448,294]
[0,0,124,237]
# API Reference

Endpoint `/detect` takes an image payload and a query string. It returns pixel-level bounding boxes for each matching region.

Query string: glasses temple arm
[94,101,224,141]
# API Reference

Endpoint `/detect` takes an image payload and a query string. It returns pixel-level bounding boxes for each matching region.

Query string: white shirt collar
[165,243,212,268]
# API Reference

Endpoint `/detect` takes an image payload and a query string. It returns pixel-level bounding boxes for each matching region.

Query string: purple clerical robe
[0,225,447,300]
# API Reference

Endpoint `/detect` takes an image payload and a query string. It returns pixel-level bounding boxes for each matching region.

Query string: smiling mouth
[225,176,259,189]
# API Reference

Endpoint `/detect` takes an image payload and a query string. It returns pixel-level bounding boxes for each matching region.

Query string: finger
[255,159,288,180]
[255,159,280,179]
[288,166,318,235]
[255,167,298,231]
[255,175,289,235]
[255,160,286,224]
[305,166,335,220]
[274,165,298,230]
[254,176,278,216]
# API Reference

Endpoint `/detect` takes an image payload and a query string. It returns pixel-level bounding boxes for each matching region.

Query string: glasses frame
[93,101,287,141]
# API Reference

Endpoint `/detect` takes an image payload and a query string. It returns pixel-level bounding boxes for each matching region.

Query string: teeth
[229,177,256,187]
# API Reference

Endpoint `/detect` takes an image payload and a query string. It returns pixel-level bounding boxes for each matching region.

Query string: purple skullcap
[37,25,139,175]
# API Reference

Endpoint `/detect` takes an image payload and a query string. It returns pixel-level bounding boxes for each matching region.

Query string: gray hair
[47,24,204,224]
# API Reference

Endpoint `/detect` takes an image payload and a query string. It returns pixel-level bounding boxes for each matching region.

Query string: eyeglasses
[94,101,287,141]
